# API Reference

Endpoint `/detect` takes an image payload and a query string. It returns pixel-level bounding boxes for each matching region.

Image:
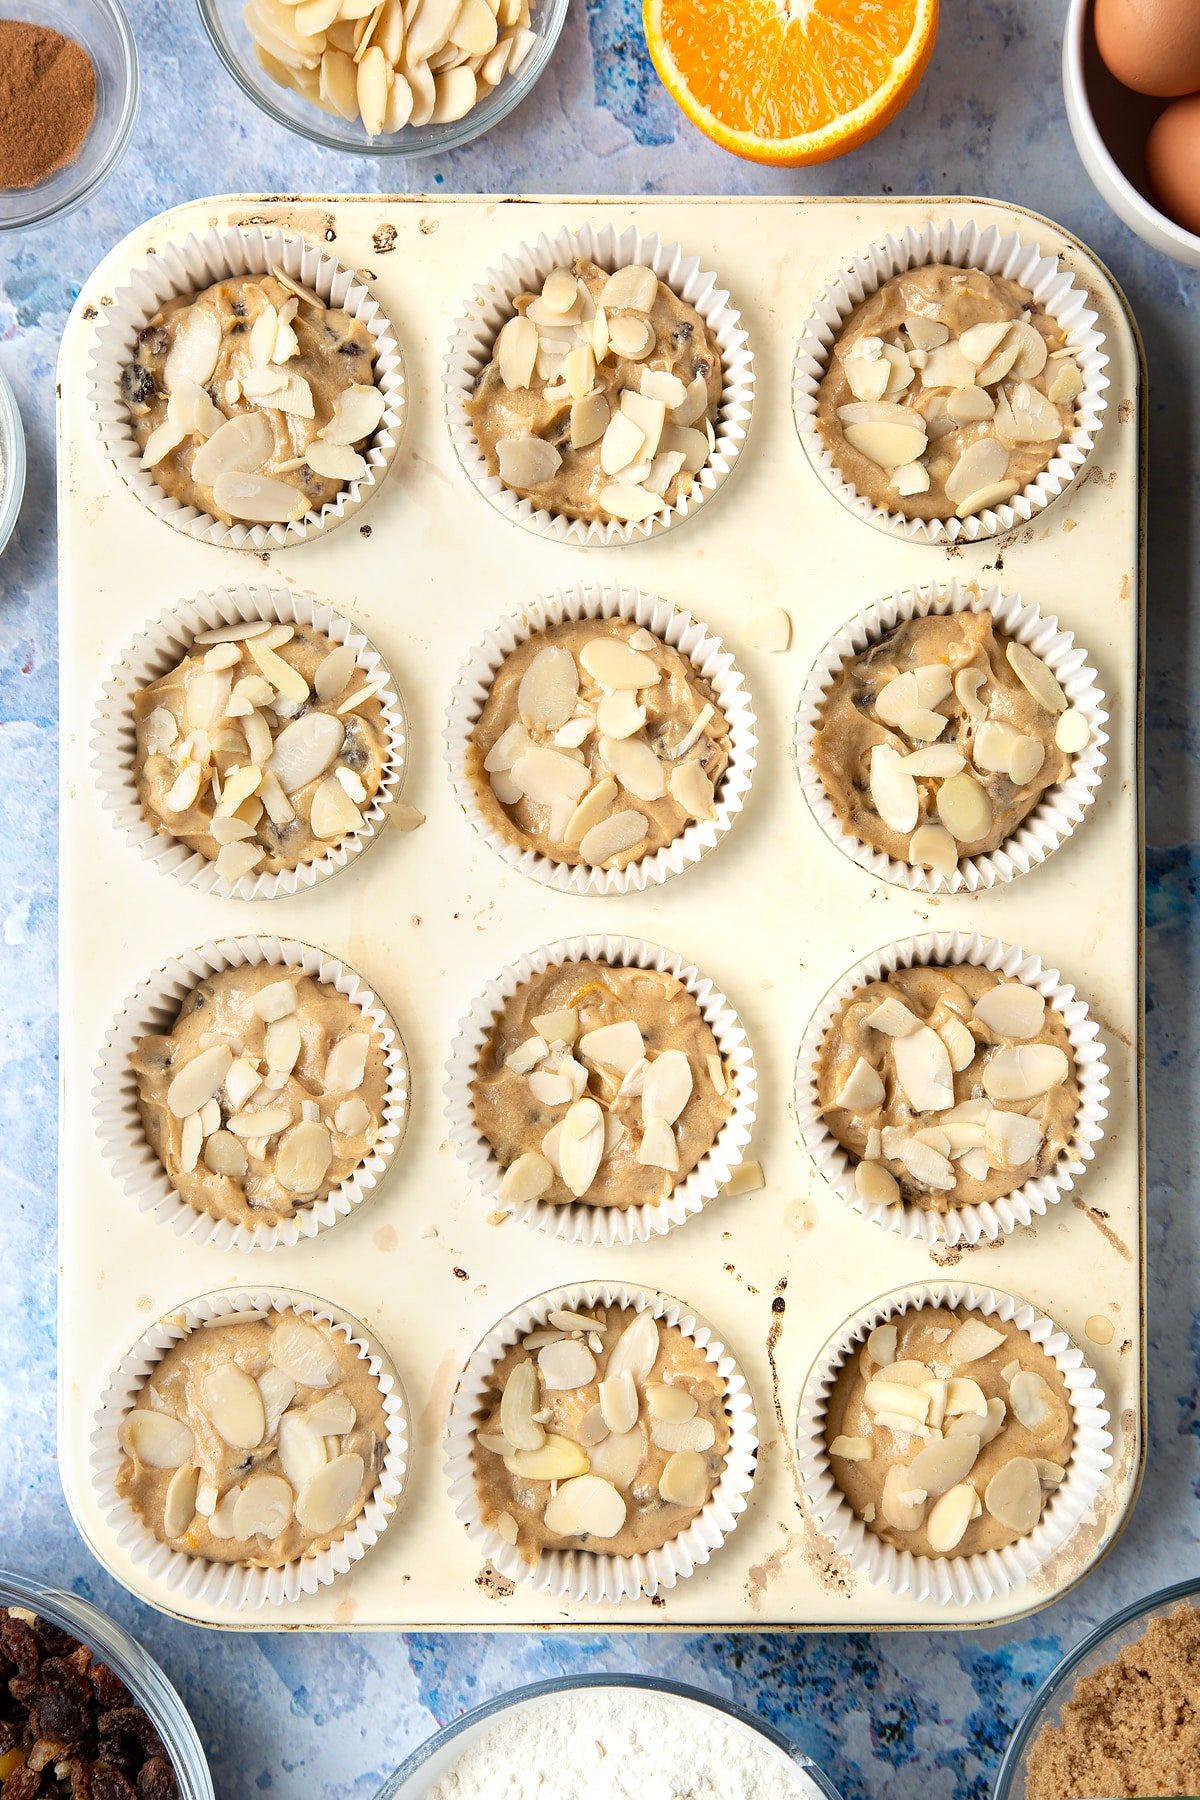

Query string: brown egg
[1146,92,1200,234]
[1095,0,1200,96]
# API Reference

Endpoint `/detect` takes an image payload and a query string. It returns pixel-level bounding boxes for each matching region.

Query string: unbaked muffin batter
[131,963,389,1230]
[467,258,723,525]
[817,963,1079,1213]
[124,272,384,527]
[117,1312,387,1567]
[468,617,730,871]
[825,1304,1073,1559]
[134,618,390,882]
[813,610,1076,879]
[473,1304,729,1561]
[471,959,733,1212]
[817,264,1082,522]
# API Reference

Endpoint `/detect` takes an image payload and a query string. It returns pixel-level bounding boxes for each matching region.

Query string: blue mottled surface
[1,2,1198,1796]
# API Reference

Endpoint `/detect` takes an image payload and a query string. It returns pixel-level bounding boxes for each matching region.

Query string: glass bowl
[0,1567,213,1798]
[0,369,25,557]
[0,0,138,232]
[195,0,569,158]
[374,1674,843,1800]
[994,1575,1200,1798]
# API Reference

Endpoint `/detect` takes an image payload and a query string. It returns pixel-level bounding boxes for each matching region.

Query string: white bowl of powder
[374,1676,842,1800]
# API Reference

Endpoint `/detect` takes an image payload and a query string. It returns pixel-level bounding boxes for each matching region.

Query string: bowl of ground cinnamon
[995,1576,1200,1800]
[0,0,137,230]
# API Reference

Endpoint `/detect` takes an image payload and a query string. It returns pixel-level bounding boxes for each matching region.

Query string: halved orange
[643,0,939,167]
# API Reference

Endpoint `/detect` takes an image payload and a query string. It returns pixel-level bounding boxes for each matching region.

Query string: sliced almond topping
[1034,1458,1066,1489]
[870,744,919,835]
[1009,1370,1054,1431]
[982,1043,1069,1102]
[570,390,609,449]
[638,1116,679,1172]
[518,645,579,731]
[880,1463,928,1531]
[742,606,792,652]
[579,636,659,691]
[723,1159,764,1197]
[645,1381,697,1424]
[937,772,992,845]
[167,1044,234,1120]
[558,1097,605,1199]
[973,982,1046,1039]
[578,808,647,867]
[276,1120,333,1195]
[836,1056,885,1111]
[926,1481,981,1553]
[599,264,658,311]
[947,385,995,422]
[294,1453,363,1536]
[269,1316,339,1390]
[537,1337,597,1389]
[277,1412,328,1492]
[498,1152,553,1207]
[984,1455,1043,1534]
[202,1361,266,1450]
[499,1360,545,1453]
[843,417,928,469]
[641,1049,693,1126]
[863,1378,931,1425]
[954,666,987,719]
[937,1014,976,1075]
[498,318,543,393]
[921,340,978,389]
[600,409,646,476]
[855,1158,899,1207]
[908,1433,980,1497]
[544,1473,626,1540]
[541,265,581,314]
[1055,708,1089,753]
[231,1473,295,1542]
[598,1371,639,1436]
[946,1376,988,1418]
[1047,359,1083,405]
[505,1433,590,1482]
[605,1310,660,1386]
[120,1409,195,1470]
[947,1394,1007,1446]
[658,1449,708,1508]
[162,302,222,393]
[866,1323,898,1367]
[579,1019,645,1077]
[595,690,646,740]
[892,1025,955,1113]
[829,1434,872,1461]
[945,435,1009,506]
[1006,640,1068,713]
[892,1134,956,1192]
[863,996,922,1038]
[599,733,665,802]
[497,433,562,489]
[910,823,959,883]
[947,1318,1007,1364]
[650,1414,716,1454]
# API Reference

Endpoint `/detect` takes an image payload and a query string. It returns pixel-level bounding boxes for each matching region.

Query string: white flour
[424,1687,824,1800]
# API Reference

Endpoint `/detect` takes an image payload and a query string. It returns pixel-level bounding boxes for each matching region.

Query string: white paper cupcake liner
[93,935,410,1253]
[443,222,755,547]
[795,1281,1113,1606]
[445,1280,758,1603]
[444,581,757,896]
[793,578,1108,895]
[794,929,1109,1249]
[792,218,1109,543]
[89,224,407,550]
[90,1287,410,1609]
[91,583,408,901]
[446,933,757,1246]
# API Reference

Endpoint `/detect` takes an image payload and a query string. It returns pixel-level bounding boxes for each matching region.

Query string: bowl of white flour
[373,1675,842,1800]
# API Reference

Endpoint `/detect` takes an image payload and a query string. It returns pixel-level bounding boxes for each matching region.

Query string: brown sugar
[0,20,97,191]
[1026,1602,1200,1799]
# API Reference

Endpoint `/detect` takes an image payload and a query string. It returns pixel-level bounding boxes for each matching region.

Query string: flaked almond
[1009,1369,1054,1431]
[1006,640,1068,713]
[607,316,655,359]
[837,1056,885,1111]
[908,1433,980,1497]
[570,390,609,449]
[658,1449,708,1508]
[599,733,665,801]
[277,1413,328,1491]
[984,1455,1043,1534]
[167,1043,233,1119]
[496,433,562,489]
[973,982,1046,1039]
[499,1360,545,1453]
[504,1432,589,1482]
[926,1481,981,1552]
[605,1309,660,1387]
[543,1473,626,1540]
[947,1318,1007,1364]
[511,745,591,806]
[202,1361,266,1450]
[518,645,579,731]
[947,1394,1007,1446]
[955,666,988,719]
[537,1336,597,1389]
[599,482,664,523]
[938,1014,977,1074]
[650,1413,716,1454]
[578,808,647,866]
[855,1160,900,1206]
[982,1043,1069,1102]
[498,1152,553,1207]
[910,822,959,882]
[1055,708,1090,753]
[669,758,715,820]
[880,1463,928,1531]
[937,772,992,844]
[843,417,928,469]
[595,690,645,739]
[232,1473,295,1541]
[579,1019,644,1077]
[945,435,1009,505]
[829,1434,872,1461]
[638,1116,679,1172]
[870,744,919,834]
[864,995,922,1038]
[276,1119,333,1194]
[294,1453,363,1535]
[120,1409,195,1470]
[558,1097,605,1199]
[892,1025,955,1113]
[866,1324,898,1367]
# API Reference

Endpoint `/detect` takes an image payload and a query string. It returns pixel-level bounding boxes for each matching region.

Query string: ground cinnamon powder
[0,20,97,191]
[1026,1603,1200,1799]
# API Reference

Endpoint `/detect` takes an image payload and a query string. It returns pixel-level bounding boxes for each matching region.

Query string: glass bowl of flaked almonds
[196,0,568,157]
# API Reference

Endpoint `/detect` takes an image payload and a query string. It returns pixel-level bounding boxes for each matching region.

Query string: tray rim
[54,190,1148,1633]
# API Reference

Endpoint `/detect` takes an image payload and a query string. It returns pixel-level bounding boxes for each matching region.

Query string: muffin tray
[56,195,1145,1630]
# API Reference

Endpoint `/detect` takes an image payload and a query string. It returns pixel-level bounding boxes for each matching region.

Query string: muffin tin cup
[792,217,1109,544]
[443,221,755,547]
[444,580,758,895]
[91,583,408,901]
[794,929,1110,1250]
[89,224,407,550]
[89,1287,411,1609]
[444,1280,759,1603]
[445,932,757,1246]
[93,935,411,1254]
[793,577,1109,895]
[795,1281,1112,1607]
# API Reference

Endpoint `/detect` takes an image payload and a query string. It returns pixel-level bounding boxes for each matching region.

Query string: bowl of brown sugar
[994,1575,1200,1800]
[0,0,138,230]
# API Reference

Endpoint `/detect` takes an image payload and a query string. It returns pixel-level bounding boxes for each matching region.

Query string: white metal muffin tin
[57,196,1144,1630]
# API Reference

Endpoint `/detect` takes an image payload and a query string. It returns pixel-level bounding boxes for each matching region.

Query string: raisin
[120,365,155,409]
[136,325,169,359]
[87,1666,129,1712]
[0,1717,21,1750]
[691,356,712,379]
[1,1618,40,1680]
[136,1758,179,1800]
[337,339,365,356]
[672,321,694,343]
[31,1659,95,1744]
[8,1679,39,1706]
[231,298,247,318]
[4,1768,46,1800]
[70,1765,95,1800]
[91,1771,138,1800]
[30,1622,74,1662]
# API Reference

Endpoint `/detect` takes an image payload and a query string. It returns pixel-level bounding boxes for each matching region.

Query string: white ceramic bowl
[1063,0,1200,268]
